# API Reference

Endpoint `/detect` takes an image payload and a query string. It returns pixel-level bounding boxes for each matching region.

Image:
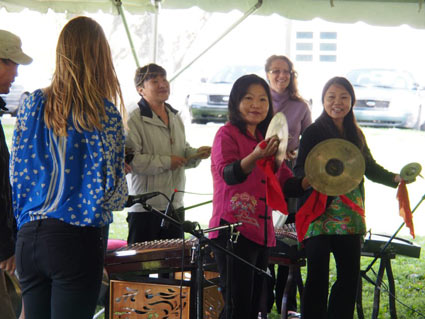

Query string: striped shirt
[10,89,127,229]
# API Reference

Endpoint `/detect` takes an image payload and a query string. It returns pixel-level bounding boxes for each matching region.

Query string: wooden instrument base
[110,277,223,319]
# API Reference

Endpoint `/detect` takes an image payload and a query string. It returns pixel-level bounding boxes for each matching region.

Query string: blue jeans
[16,219,104,319]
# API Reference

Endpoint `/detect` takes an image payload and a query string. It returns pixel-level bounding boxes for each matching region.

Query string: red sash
[296,190,365,242]
[256,157,288,215]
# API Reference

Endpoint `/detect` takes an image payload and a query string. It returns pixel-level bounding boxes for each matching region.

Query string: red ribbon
[256,157,288,215]
[340,195,365,217]
[295,190,327,242]
[397,180,415,238]
[295,190,365,242]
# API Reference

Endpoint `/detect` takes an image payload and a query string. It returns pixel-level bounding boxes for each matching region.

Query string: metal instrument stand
[357,252,397,319]
[186,222,271,319]
[357,193,425,319]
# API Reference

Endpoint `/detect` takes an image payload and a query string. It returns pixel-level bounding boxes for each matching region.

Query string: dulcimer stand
[358,193,425,319]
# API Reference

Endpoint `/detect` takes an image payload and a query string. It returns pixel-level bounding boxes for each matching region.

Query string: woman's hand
[0,255,16,275]
[286,149,298,160]
[394,174,402,183]
[253,136,279,160]
[124,162,132,175]
[170,155,187,170]
[301,176,311,190]
[195,146,211,159]
[240,136,279,175]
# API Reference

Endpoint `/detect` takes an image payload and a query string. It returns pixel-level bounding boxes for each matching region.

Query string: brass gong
[305,138,365,196]
[265,112,289,166]
[400,162,422,183]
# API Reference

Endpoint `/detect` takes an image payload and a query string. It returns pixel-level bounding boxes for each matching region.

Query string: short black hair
[134,63,166,88]
[228,74,274,137]
[0,58,12,64]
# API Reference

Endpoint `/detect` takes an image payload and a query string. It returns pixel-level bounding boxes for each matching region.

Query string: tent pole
[113,0,140,67]
[169,0,263,82]
[152,0,161,63]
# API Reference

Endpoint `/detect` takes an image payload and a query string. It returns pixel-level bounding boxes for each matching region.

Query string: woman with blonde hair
[10,16,127,319]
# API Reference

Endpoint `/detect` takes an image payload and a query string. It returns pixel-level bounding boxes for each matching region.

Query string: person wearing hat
[0,29,32,319]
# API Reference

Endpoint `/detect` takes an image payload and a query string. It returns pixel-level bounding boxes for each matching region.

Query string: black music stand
[357,193,425,319]
[142,201,272,319]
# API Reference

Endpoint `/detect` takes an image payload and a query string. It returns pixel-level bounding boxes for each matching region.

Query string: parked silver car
[347,68,425,130]
[185,65,264,124]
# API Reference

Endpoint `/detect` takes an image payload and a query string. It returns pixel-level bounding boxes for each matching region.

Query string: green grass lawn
[267,236,425,319]
[2,120,425,318]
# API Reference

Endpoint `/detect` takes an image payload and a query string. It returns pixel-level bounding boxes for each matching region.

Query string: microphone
[161,189,178,228]
[182,220,199,234]
[125,192,161,207]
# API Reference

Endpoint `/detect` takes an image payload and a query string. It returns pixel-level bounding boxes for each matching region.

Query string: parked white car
[347,68,425,130]
[185,65,264,124]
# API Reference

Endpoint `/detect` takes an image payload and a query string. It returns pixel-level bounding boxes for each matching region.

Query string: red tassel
[397,180,415,238]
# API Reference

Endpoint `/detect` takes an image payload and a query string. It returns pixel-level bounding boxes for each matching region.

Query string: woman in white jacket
[126,63,211,244]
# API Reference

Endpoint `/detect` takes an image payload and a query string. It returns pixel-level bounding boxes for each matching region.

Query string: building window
[320,55,337,62]
[296,32,313,39]
[296,55,313,62]
[294,30,338,63]
[296,43,313,51]
[320,32,337,40]
[320,43,337,51]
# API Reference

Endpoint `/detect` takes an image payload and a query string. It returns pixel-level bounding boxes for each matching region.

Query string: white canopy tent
[1,0,425,28]
[1,0,424,76]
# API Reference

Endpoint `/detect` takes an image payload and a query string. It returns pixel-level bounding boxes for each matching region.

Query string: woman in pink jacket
[209,74,309,319]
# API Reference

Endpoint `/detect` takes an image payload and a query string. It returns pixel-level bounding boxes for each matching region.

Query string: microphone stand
[141,202,271,319]
[186,223,272,319]
[160,191,176,230]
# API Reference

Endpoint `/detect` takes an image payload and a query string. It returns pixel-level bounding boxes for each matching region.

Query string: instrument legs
[356,275,364,319]
[358,254,397,319]
[385,259,397,319]
[372,259,386,318]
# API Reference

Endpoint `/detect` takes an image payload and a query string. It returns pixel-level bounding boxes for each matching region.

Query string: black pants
[211,229,269,319]
[127,210,183,245]
[301,234,362,319]
[267,264,297,313]
[266,211,297,314]
[16,219,104,319]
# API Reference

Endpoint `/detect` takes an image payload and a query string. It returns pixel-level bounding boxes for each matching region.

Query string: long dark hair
[318,76,365,150]
[228,74,274,137]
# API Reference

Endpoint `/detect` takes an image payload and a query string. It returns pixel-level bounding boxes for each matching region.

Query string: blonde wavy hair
[44,16,125,136]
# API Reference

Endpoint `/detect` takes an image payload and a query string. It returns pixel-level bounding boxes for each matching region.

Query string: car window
[347,69,417,90]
